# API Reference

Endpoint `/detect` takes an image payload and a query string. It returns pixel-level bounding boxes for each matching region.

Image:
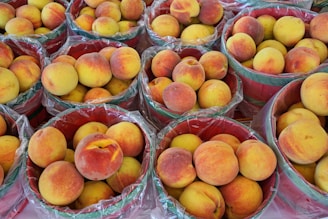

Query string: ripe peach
[75,52,112,88]
[74,14,95,31]
[150,14,181,38]
[0,2,15,29]
[104,76,132,96]
[120,0,144,21]
[292,161,316,184]
[106,156,141,193]
[256,39,287,56]
[52,54,77,65]
[199,50,228,80]
[98,46,117,61]
[284,47,320,74]
[0,165,4,186]
[151,49,181,78]
[278,119,328,164]
[60,83,88,103]
[197,79,232,109]
[314,155,328,192]
[34,26,51,34]
[79,5,96,17]
[16,4,42,29]
[253,47,285,75]
[148,76,173,104]
[295,38,328,63]
[118,20,137,33]
[209,133,241,153]
[0,42,14,68]
[156,147,196,188]
[179,180,225,219]
[310,12,328,44]
[193,140,239,186]
[172,58,205,91]
[232,15,265,45]
[105,121,144,157]
[95,1,121,22]
[162,81,197,114]
[256,14,276,40]
[41,62,79,96]
[198,0,224,25]
[0,135,20,175]
[0,114,7,136]
[27,0,54,10]
[169,133,203,154]
[38,160,84,206]
[64,148,75,164]
[236,139,277,181]
[170,0,200,25]
[41,2,66,30]
[13,54,39,66]
[28,126,67,168]
[83,87,112,104]
[92,17,119,36]
[226,32,257,62]
[0,67,19,104]
[164,184,184,200]
[5,17,34,36]
[74,133,123,180]
[180,24,214,45]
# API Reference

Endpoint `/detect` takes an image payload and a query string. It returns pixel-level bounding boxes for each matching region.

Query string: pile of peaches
[225,11,328,74]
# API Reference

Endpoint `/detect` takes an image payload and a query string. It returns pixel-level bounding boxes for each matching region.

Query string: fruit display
[154,115,278,219]
[23,104,155,218]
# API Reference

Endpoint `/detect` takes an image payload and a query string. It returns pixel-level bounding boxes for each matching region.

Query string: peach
[0,165,4,186]
[83,87,112,104]
[295,38,328,63]
[74,14,95,31]
[220,175,263,219]
[148,76,173,104]
[41,2,66,30]
[92,17,120,36]
[163,184,184,200]
[0,67,19,104]
[226,32,257,62]
[292,161,316,184]
[197,79,232,109]
[64,148,75,164]
[209,133,241,153]
[314,155,328,192]
[72,121,108,150]
[278,119,328,164]
[41,62,79,96]
[170,0,200,25]
[118,20,137,33]
[75,52,112,88]
[75,180,115,209]
[105,121,144,157]
[198,0,224,25]
[300,72,328,116]
[9,59,41,92]
[52,54,77,65]
[252,47,285,75]
[284,47,320,74]
[232,15,265,45]
[104,76,132,96]
[84,0,106,8]
[27,0,54,10]
[179,181,225,219]
[28,126,67,168]
[0,42,14,68]
[236,139,277,181]
[106,156,141,193]
[74,133,123,180]
[172,58,205,91]
[13,54,40,66]
[310,12,328,44]
[162,81,197,114]
[60,83,88,103]
[256,39,287,56]
[0,114,7,136]
[0,135,20,175]
[34,26,51,34]
[156,147,196,188]
[0,2,15,29]
[194,140,239,186]
[98,46,117,61]
[150,14,181,38]
[120,0,144,21]
[5,17,34,36]
[256,14,276,40]
[95,1,121,22]
[180,24,214,45]
[151,49,181,78]
[16,4,42,29]
[38,160,84,206]
[110,46,141,80]
[169,133,203,154]
[273,15,305,47]
[199,50,228,80]
[79,6,96,17]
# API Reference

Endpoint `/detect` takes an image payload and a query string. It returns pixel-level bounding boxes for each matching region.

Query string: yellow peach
[95,1,121,22]
[27,0,54,10]
[295,38,328,63]
[292,161,316,184]
[0,114,7,136]
[198,0,224,25]
[180,23,214,45]
[92,17,119,37]
[16,4,42,29]
[41,2,66,30]
[284,47,320,74]
[148,76,173,104]
[60,83,88,103]
[232,15,265,45]
[169,133,203,154]
[120,0,144,21]
[256,39,288,56]
[104,76,132,96]
[52,54,76,65]
[74,13,95,31]
[226,32,257,62]
[0,41,14,68]
[253,47,285,75]
[0,67,19,104]
[0,2,15,29]
[150,14,181,38]
[170,0,200,25]
[0,135,20,175]
[309,12,328,44]
[151,49,181,78]
[83,87,112,104]
[256,14,276,40]
[314,155,328,192]
[5,17,34,36]
[199,50,228,80]
[209,133,241,153]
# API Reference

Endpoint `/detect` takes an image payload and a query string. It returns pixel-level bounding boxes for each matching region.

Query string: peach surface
[151,49,181,78]
[0,165,3,186]
[226,32,257,62]
[27,0,54,10]
[284,47,320,74]
[15,4,42,29]
[198,0,224,25]
[292,162,316,184]
[74,14,95,31]
[193,140,239,186]
[52,54,77,65]
[95,1,121,22]
[199,50,228,80]
[163,184,184,200]
[150,14,181,38]
[310,12,328,44]
[38,160,84,206]
[232,15,264,45]
[0,67,19,104]
[209,133,241,153]
[169,0,200,25]
[83,87,112,104]
[252,47,285,75]
[156,147,196,188]
[13,54,40,66]
[256,39,287,56]
[5,17,34,36]
[60,83,88,103]
[98,46,117,61]
[0,42,14,68]
[148,76,173,104]
[41,2,66,30]
[0,114,7,136]
[104,77,132,96]
[0,2,15,29]
[256,14,276,40]
[92,17,119,36]
[314,155,328,192]
[169,133,203,154]
[64,148,75,164]
[180,24,215,45]
[118,20,137,33]
[120,0,144,21]
[0,135,20,175]
[295,38,328,63]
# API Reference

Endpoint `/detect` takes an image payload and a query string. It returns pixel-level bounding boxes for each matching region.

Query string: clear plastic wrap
[22,104,157,219]
[0,104,34,219]
[138,43,243,131]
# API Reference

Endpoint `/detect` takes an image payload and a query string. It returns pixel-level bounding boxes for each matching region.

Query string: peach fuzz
[0,135,20,175]
[75,180,115,209]
[118,20,137,33]
[74,133,123,180]
[295,38,328,63]
[60,83,88,103]
[110,47,141,80]
[0,165,4,186]
[79,6,96,17]
[220,175,263,219]
[0,2,15,29]
[198,0,224,25]
[172,58,205,91]
[92,17,120,37]
[226,32,257,62]
[38,160,84,206]
[27,0,54,10]
[256,39,287,56]
[120,0,144,21]
[104,77,132,96]
[13,54,40,66]
[106,156,141,193]
[0,42,14,68]
[256,14,276,40]
[156,147,196,188]
[301,72,328,116]
[199,50,228,80]
[292,162,316,184]
[151,49,181,78]
[28,126,67,168]
[52,54,77,65]
[162,81,197,114]
[98,46,117,61]
[95,1,121,22]
[169,0,200,25]
[209,133,241,153]
[193,140,239,186]
[150,14,181,38]
[180,24,214,45]
[83,87,112,104]
[41,2,66,30]
[16,4,42,29]
[105,121,145,157]
[75,52,112,88]
[278,120,328,165]
[236,139,277,181]
[252,47,285,75]
[0,114,7,136]
[310,12,328,44]
[148,76,173,105]
[74,14,95,31]
[0,67,19,104]
[5,17,34,36]
[314,155,328,192]
[41,62,79,96]
[232,15,264,45]
[169,133,203,154]
[284,47,320,74]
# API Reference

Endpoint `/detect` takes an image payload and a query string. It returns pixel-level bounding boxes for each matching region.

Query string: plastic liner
[152,115,279,218]
[22,104,156,219]
[0,104,34,219]
[41,35,140,116]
